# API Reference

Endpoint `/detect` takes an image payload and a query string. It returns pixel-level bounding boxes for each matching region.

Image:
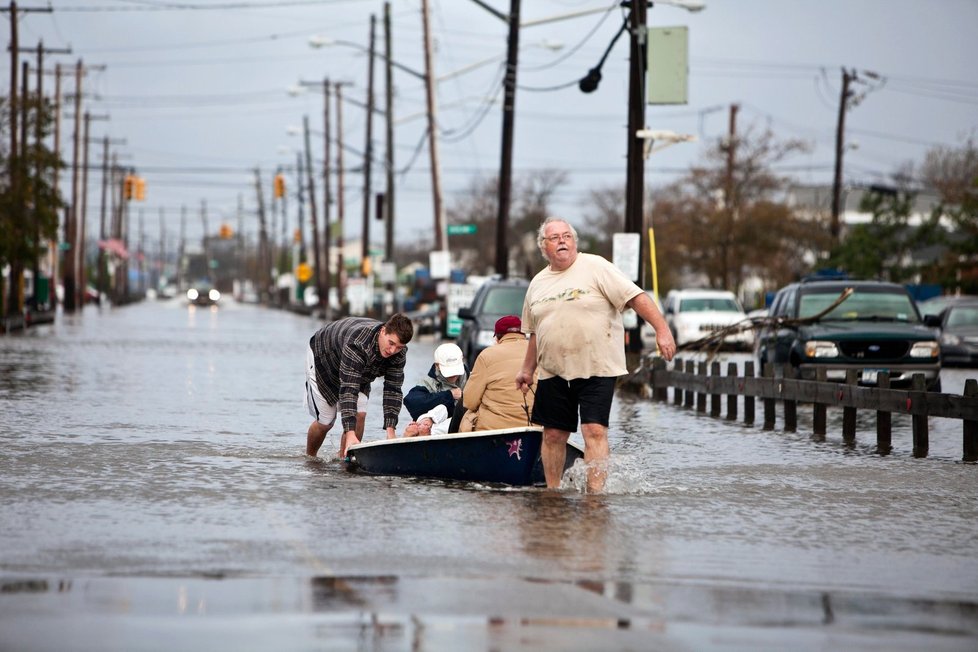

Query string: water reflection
[516,493,611,574]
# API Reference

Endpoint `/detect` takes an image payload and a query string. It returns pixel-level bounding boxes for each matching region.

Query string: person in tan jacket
[461,316,535,431]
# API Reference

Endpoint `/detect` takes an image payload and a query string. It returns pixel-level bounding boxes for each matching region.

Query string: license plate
[862,369,886,384]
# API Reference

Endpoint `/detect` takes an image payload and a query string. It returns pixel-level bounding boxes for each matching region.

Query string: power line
[49,1,370,12]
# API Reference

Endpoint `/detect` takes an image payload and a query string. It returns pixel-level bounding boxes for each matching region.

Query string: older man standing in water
[305,313,414,459]
[516,217,676,492]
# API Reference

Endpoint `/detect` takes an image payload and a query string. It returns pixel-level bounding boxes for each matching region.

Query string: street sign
[447,224,477,235]
[446,282,478,338]
[648,26,688,105]
[296,262,312,283]
[613,232,640,282]
[429,251,451,279]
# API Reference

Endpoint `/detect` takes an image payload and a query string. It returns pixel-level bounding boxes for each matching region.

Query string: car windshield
[481,287,527,315]
[946,306,978,328]
[678,297,741,312]
[799,289,919,322]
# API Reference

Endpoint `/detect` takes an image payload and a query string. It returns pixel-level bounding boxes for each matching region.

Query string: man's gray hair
[536,217,578,257]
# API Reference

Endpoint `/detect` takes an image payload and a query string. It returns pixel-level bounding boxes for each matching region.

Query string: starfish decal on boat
[507,438,522,460]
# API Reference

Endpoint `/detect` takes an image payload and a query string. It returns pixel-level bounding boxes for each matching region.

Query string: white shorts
[305,343,368,427]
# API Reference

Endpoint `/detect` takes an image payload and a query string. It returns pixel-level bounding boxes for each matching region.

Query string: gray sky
[10,0,978,250]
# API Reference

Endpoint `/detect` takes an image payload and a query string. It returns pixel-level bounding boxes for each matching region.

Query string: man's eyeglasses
[544,233,574,244]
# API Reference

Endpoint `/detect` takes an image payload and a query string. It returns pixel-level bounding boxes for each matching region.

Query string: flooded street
[1,300,976,651]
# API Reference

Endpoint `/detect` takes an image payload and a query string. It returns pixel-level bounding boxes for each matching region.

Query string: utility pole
[302,114,324,313]
[22,42,69,310]
[383,2,395,265]
[96,134,124,303]
[63,59,83,311]
[77,112,108,306]
[420,0,446,252]
[3,2,18,318]
[622,0,648,353]
[79,111,91,304]
[322,80,333,320]
[158,208,166,296]
[361,14,377,278]
[178,205,186,289]
[722,102,738,291]
[200,199,211,287]
[335,82,351,315]
[495,0,521,277]
[253,169,271,303]
[137,209,145,296]
[831,68,855,243]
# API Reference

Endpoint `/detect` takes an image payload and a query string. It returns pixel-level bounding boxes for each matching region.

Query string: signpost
[446,282,477,338]
[612,232,640,282]
[447,224,477,236]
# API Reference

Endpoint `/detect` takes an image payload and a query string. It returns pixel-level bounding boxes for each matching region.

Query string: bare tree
[648,126,824,293]
[445,170,568,278]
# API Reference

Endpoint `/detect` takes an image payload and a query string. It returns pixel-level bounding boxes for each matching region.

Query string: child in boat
[402,404,449,437]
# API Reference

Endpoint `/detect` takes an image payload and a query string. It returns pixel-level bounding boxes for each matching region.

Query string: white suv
[658,289,753,350]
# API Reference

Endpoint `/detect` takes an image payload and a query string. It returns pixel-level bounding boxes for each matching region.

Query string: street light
[309,34,426,81]
[636,128,697,158]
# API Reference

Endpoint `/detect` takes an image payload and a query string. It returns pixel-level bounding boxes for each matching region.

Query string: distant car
[660,288,753,350]
[918,294,978,319]
[187,284,221,307]
[755,279,942,390]
[456,277,529,369]
[936,300,978,367]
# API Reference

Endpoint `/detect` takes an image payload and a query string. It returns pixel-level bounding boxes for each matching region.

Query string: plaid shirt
[309,317,407,433]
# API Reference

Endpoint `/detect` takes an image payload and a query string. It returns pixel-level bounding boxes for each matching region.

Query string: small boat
[346,426,585,487]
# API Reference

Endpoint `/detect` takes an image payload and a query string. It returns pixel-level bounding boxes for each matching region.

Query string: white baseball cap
[434,343,465,378]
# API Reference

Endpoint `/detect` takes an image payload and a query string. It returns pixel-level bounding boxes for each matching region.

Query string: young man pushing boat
[516,217,676,492]
[304,313,414,458]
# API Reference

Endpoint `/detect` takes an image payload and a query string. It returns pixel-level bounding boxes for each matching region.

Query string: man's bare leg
[356,412,366,441]
[306,420,332,457]
[581,422,610,492]
[541,427,570,489]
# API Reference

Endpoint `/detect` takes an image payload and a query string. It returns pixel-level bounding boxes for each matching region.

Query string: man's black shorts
[531,376,617,433]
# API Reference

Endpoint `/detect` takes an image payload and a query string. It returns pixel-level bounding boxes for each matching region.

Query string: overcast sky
[9,0,978,252]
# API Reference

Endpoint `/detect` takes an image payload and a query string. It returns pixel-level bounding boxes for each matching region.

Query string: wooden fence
[626,357,978,462]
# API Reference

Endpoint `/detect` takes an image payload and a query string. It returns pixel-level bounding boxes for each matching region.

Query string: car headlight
[804,340,839,358]
[475,330,496,348]
[187,288,199,301]
[209,289,221,301]
[940,333,960,346]
[910,341,939,358]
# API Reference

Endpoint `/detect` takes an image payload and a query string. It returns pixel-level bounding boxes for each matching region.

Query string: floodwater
[1,299,976,651]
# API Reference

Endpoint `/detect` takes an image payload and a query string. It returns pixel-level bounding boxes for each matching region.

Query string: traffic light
[274,173,286,199]
[219,223,233,239]
[375,192,385,221]
[135,177,146,201]
[361,257,372,276]
[123,175,135,200]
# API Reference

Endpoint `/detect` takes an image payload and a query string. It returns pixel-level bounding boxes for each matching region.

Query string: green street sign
[447,224,476,235]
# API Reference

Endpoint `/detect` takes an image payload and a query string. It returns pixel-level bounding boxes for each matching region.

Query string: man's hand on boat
[338,430,359,459]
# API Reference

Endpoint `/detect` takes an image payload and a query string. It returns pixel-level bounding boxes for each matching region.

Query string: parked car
[918,294,978,319]
[456,277,529,369]
[935,300,978,367]
[755,279,942,390]
[660,288,753,350]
